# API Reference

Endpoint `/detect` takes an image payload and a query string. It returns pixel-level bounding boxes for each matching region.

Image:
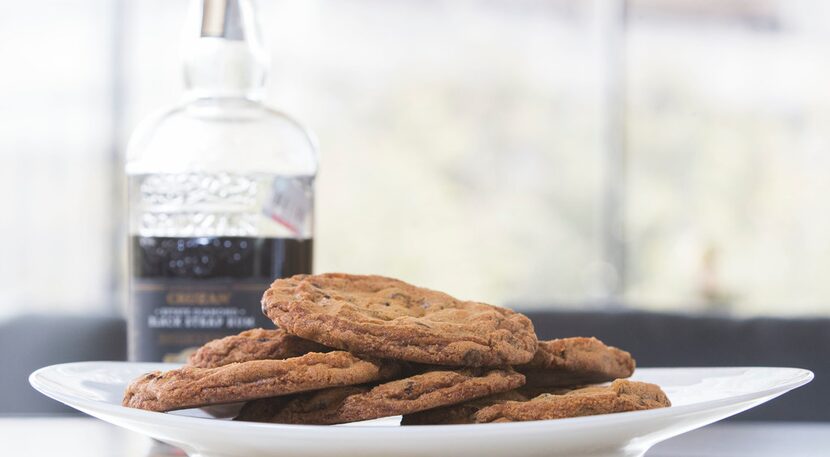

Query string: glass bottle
[125,0,317,362]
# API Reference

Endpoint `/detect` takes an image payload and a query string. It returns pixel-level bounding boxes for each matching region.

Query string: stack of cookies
[123,273,670,424]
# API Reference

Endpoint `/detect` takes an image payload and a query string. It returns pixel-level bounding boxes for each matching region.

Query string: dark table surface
[2,417,828,456]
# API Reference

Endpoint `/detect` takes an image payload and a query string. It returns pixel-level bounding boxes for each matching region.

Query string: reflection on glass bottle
[126,0,317,362]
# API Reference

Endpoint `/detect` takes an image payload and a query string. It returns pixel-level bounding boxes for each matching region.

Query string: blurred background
[1,0,829,423]
[2,0,830,318]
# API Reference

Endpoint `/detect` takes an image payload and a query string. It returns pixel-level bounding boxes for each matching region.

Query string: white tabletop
[647,421,830,457]
[1,417,827,457]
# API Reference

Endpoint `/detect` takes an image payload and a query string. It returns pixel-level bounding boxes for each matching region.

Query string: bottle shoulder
[126,98,317,176]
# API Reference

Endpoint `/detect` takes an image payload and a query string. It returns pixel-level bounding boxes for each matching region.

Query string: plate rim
[29,362,814,433]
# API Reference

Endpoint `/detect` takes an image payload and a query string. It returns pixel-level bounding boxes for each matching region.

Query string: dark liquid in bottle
[128,236,312,362]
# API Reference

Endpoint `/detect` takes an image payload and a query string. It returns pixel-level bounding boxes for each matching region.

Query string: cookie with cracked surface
[187,328,331,368]
[235,367,526,425]
[122,351,399,412]
[401,390,529,425]
[474,379,670,423]
[261,273,538,366]
[516,337,635,387]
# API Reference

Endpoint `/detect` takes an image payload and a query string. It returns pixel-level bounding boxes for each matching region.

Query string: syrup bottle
[125,0,317,362]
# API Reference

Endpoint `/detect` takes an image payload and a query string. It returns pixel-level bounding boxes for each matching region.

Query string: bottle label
[129,279,274,362]
[128,234,313,363]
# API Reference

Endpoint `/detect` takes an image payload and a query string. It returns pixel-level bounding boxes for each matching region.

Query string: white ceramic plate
[30,363,812,457]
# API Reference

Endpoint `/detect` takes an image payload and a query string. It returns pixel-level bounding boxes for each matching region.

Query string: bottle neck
[181,0,269,100]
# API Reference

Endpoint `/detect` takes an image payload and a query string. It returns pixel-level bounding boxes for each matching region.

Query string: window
[2,0,828,319]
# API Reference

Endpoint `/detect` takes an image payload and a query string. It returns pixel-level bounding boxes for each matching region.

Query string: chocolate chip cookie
[187,328,331,368]
[474,379,670,423]
[517,337,635,387]
[235,367,526,425]
[123,351,399,412]
[401,390,529,425]
[261,273,538,366]
[516,385,581,399]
